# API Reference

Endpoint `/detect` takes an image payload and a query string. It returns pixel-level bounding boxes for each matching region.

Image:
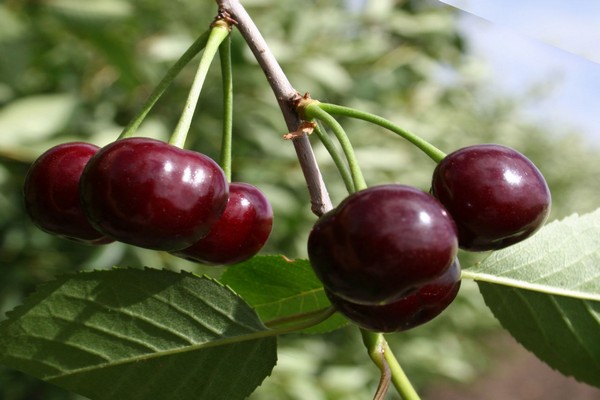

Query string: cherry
[326,259,461,332]
[171,182,273,265]
[431,144,551,251]
[23,142,112,245]
[80,137,229,251]
[308,184,458,305]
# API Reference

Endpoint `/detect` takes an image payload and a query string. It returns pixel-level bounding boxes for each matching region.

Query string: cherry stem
[170,23,231,149]
[361,330,422,400]
[305,103,367,192]
[313,122,355,193]
[216,0,332,216]
[118,30,210,140]
[317,103,447,163]
[219,33,234,182]
[264,306,337,329]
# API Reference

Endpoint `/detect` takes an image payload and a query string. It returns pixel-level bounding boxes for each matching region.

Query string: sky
[440,0,600,145]
[441,0,600,63]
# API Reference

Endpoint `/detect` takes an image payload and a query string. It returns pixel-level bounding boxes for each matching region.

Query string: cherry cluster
[23,138,273,266]
[308,144,551,332]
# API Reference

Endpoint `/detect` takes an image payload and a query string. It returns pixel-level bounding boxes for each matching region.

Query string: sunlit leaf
[0,94,77,146]
[464,210,600,387]
[463,209,600,301]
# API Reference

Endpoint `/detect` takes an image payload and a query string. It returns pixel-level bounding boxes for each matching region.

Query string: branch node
[214,8,238,28]
[295,92,320,119]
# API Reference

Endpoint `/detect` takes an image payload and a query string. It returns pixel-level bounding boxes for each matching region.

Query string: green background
[1,0,599,398]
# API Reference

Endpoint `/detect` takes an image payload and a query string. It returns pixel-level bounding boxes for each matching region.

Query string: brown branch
[216,0,332,216]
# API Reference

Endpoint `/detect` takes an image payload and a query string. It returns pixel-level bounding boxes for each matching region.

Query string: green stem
[118,30,210,140]
[313,122,355,193]
[384,339,421,400]
[361,330,421,400]
[305,103,367,192]
[264,306,337,329]
[362,330,391,400]
[169,24,231,148]
[317,103,447,163]
[219,33,234,182]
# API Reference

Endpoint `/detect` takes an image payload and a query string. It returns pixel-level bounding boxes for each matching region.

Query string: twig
[216,0,332,216]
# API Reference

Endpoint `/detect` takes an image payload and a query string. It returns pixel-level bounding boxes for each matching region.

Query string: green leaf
[0,268,277,400]
[478,284,600,387]
[463,209,600,301]
[0,5,26,41]
[0,94,77,146]
[45,0,134,24]
[221,256,347,334]
[463,210,600,387]
[45,0,143,88]
[55,26,143,88]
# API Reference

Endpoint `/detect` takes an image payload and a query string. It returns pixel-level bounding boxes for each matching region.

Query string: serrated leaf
[463,209,600,301]
[463,210,600,387]
[479,283,600,387]
[0,268,277,400]
[221,256,347,334]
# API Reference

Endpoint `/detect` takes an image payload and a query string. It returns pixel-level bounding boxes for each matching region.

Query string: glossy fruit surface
[171,182,273,265]
[80,137,228,251]
[326,259,461,332]
[308,184,458,305]
[431,144,551,251]
[23,142,112,244]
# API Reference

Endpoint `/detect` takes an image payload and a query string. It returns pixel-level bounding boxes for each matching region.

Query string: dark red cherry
[171,182,273,265]
[23,142,112,245]
[308,184,458,305]
[326,259,461,332]
[80,137,228,251]
[431,144,551,251]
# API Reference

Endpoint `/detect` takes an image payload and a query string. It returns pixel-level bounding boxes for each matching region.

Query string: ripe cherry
[23,142,112,245]
[171,182,273,265]
[431,144,551,251]
[326,259,461,332]
[80,137,229,251]
[308,184,458,305]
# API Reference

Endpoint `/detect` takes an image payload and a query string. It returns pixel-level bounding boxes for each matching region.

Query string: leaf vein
[180,286,262,333]
[58,293,197,345]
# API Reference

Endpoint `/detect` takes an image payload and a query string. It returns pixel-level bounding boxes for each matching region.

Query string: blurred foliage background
[1,0,599,399]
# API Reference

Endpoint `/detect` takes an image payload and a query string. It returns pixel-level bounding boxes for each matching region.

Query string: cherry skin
[431,144,551,251]
[80,137,229,251]
[326,259,461,333]
[23,142,112,245]
[171,182,273,265]
[308,184,458,305]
